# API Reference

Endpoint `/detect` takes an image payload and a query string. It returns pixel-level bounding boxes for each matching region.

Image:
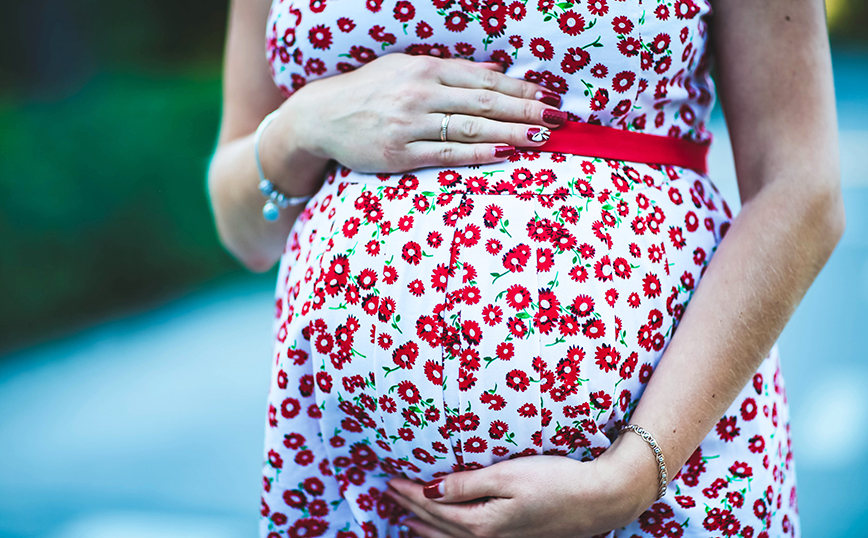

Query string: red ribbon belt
[535,121,710,175]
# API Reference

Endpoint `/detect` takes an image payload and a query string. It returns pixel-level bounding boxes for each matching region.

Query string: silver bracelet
[255,110,313,221]
[621,424,668,500]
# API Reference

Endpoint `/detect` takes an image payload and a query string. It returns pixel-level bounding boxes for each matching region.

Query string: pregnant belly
[279,152,732,489]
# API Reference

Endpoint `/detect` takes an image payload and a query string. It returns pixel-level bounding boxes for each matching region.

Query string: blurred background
[0,0,866,536]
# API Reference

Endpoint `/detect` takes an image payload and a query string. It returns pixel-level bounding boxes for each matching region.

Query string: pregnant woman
[207,0,843,536]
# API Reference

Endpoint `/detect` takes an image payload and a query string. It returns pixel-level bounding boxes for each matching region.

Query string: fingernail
[535,90,561,107]
[492,145,515,158]
[527,127,551,143]
[542,109,568,125]
[423,478,444,499]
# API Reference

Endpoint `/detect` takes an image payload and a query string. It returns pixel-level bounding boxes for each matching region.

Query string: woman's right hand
[281,53,567,174]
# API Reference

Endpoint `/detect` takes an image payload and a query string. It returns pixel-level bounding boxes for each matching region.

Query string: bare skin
[208,0,844,535]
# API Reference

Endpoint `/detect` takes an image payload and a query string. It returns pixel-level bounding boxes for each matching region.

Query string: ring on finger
[440,113,452,142]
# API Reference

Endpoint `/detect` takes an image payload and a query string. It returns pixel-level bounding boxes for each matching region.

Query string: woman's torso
[259,2,798,537]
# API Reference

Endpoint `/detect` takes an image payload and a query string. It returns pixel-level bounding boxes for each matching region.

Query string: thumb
[423,466,504,503]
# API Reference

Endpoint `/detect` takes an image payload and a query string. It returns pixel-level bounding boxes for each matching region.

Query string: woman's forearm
[207,101,330,272]
[624,173,845,483]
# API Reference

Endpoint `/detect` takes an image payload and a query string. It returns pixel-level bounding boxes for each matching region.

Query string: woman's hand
[386,434,660,538]
[282,53,566,174]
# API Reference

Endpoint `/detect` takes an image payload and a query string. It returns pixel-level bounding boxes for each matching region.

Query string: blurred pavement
[1,51,867,538]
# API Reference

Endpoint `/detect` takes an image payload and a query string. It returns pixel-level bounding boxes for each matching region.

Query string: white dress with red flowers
[260,1,799,537]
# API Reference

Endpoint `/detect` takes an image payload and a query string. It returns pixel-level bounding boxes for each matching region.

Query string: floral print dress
[260,1,799,537]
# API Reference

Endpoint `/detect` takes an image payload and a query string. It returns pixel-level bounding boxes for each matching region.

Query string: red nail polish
[493,145,515,158]
[542,109,568,125]
[535,90,561,107]
[527,127,551,143]
[423,479,444,499]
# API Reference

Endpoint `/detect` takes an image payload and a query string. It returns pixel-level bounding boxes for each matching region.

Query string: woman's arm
[386,0,844,535]
[208,0,565,272]
[622,0,845,499]
[207,0,322,272]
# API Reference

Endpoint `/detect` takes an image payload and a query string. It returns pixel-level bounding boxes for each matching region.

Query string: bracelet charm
[621,424,668,500]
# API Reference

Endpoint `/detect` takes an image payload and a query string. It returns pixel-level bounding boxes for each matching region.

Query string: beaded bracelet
[255,110,313,221]
[621,424,668,500]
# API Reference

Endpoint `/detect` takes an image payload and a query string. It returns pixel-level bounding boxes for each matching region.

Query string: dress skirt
[259,154,798,538]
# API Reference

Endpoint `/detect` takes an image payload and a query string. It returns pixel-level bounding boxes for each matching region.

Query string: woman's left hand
[386,434,660,538]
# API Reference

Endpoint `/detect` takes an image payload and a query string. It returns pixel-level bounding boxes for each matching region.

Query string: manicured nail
[535,90,561,107]
[423,478,444,499]
[527,127,551,143]
[542,109,568,125]
[493,145,515,158]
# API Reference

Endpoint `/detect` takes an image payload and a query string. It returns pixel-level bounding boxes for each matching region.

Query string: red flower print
[479,5,508,37]
[415,20,433,38]
[561,47,590,74]
[444,11,469,32]
[612,71,635,93]
[729,461,753,478]
[464,436,488,453]
[496,341,514,361]
[587,0,607,15]
[393,1,415,22]
[594,344,620,372]
[590,88,609,111]
[284,489,307,508]
[612,15,633,34]
[502,244,532,272]
[349,45,377,63]
[558,11,585,35]
[507,1,526,19]
[529,38,554,61]
[716,415,741,442]
[642,272,662,298]
[396,380,421,404]
[589,390,611,411]
[505,284,532,310]
[505,369,530,391]
[392,341,419,369]
[617,37,640,57]
[518,402,538,417]
[308,25,333,49]
[674,0,700,20]
[741,397,758,421]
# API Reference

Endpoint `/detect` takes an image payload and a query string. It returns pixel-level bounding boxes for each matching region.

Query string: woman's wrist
[596,431,662,516]
[259,97,330,198]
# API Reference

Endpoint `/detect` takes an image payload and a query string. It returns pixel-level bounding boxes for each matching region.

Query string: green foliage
[0,69,245,351]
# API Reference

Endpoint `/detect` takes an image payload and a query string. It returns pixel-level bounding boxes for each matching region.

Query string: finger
[417,113,551,147]
[403,517,460,538]
[429,88,567,127]
[419,465,509,504]
[387,486,471,537]
[447,58,505,72]
[436,61,560,105]
[403,141,516,168]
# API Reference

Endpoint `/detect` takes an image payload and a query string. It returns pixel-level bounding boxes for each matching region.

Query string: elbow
[207,170,279,274]
[237,251,278,273]
[804,170,846,258]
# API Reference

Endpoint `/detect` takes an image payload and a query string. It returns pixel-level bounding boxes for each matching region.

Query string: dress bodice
[266,0,715,143]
